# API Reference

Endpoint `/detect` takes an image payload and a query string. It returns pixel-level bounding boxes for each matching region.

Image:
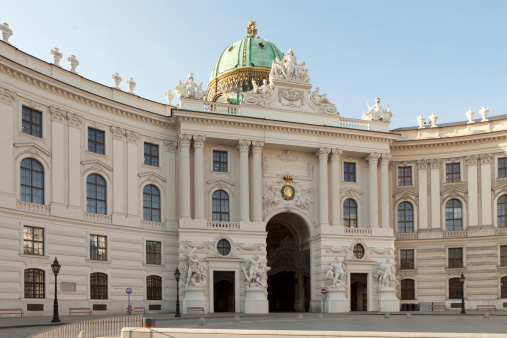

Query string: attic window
[228,45,234,52]
[257,41,265,48]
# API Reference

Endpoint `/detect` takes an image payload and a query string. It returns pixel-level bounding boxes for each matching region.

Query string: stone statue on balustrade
[325,257,347,290]
[51,48,63,67]
[183,247,207,288]
[309,87,338,114]
[362,97,392,122]
[243,254,271,288]
[67,55,79,73]
[374,259,399,289]
[175,73,206,100]
[165,90,174,104]
[0,23,13,43]
[295,61,310,83]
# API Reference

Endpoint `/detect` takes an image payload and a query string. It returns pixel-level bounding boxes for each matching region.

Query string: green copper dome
[210,36,283,80]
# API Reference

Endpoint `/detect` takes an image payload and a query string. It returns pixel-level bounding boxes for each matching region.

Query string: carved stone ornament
[111,73,122,89]
[234,242,265,252]
[263,179,313,214]
[178,134,192,148]
[67,55,79,73]
[366,152,380,165]
[207,178,235,194]
[207,234,239,259]
[374,259,399,289]
[81,160,112,181]
[0,86,16,105]
[138,172,166,189]
[394,191,418,206]
[164,139,176,152]
[111,126,125,140]
[182,247,207,288]
[252,140,264,153]
[67,112,83,128]
[325,257,347,290]
[345,240,371,261]
[193,135,206,148]
[417,159,430,170]
[0,23,13,43]
[440,188,467,204]
[380,153,392,165]
[417,114,425,129]
[242,254,271,288]
[175,73,206,100]
[466,154,479,165]
[279,88,305,108]
[361,97,392,122]
[14,145,51,168]
[49,106,66,124]
[330,149,343,160]
[429,113,438,128]
[479,106,489,122]
[126,130,140,144]
[126,77,136,94]
[50,48,62,67]
[165,90,174,105]
[237,139,251,153]
[430,158,442,169]
[277,150,298,162]
[480,153,493,164]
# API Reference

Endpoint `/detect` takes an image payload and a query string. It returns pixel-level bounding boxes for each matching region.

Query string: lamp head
[51,257,61,275]
[174,267,181,281]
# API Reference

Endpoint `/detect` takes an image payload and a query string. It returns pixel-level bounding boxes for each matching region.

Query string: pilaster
[417,159,429,230]
[330,149,342,226]
[480,153,493,226]
[111,126,126,223]
[430,158,441,229]
[49,107,66,215]
[252,140,264,222]
[238,140,251,222]
[366,152,380,228]
[126,130,140,224]
[466,155,479,227]
[380,153,391,228]
[193,135,206,220]
[67,112,83,217]
[179,134,192,219]
[316,148,330,226]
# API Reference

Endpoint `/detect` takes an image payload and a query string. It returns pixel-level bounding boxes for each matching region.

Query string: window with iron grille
[499,158,507,178]
[146,241,161,265]
[23,226,44,255]
[90,272,108,299]
[144,143,159,167]
[24,268,45,298]
[213,150,228,172]
[343,198,357,228]
[397,202,414,233]
[212,190,229,222]
[20,158,44,204]
[90,234,107,261]
[498,195,507,228]
[398,166,412,186]
[446,163,460,183]
[88,128,105,155]
[448,248,463,268]
[449,277,463,299]
[22,106,42,138]
[400,279,415,300]
[445,199,462,231]
[147,275,162,300]
[400,249,414,269]
[501,276,507,298]
[344,162,356,182]
[87,174,107,215]
[143,185,160,222]
[500,246,507,267]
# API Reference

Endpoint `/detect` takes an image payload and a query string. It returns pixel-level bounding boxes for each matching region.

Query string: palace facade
[0,22,506,317]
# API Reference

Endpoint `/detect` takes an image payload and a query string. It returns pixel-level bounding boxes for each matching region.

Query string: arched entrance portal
[266,212,311,312]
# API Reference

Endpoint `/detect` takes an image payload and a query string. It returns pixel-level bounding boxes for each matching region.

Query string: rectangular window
[499,158,507,178]
[344,162,356,182]
[501,245,507,266]
[88,128,105,155]
[144,143,159,167]
[213,150,228,172]
[146,241,161,265]
[446,163,460,183]
[24,269,45,298]
[398,166,412,186]
[400,249,414,269]
[22,106,42,138]
[448,248,463,268]
[90,234,107,261]
[23,226,44,256]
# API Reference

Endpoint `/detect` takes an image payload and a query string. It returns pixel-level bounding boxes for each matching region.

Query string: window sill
[397,184,416,188]
[398,268,416,271]
[445,267,467,270]
[86,299,112,302]
[211,170,230,174]
[85,150,107,157]
[86,259,111,264]
[142,163,161,169]
[18,131,46,142]
[143,263,163,267]
[19,298,50,300]
[444,181,463,185]
[19,254,49,259]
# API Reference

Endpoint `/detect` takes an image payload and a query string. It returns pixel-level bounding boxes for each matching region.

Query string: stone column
[179,134,192,219]
[380,154,391,228]
[111,126,126,220]
[126,130,140,221]
[366,153,380,228]
[466,155,479,227]
[430,159,441,229]
[238,140,251,222]
[67,113,83,213]
[330,149,343,226]
[316,148,330,226]
[252,141,264,222]
[50,107,66,209]
[0,89,16,205]
[193,135,206,220]
[164,140,177,226]
[480,153,493,226]
[417,159,429,230]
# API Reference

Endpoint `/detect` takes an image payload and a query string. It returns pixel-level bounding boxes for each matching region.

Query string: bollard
[483,313,490,319]
[198,317,206,326]
[298,314,304,320]
[406,313,411,318]
[384,313,390,318]
[142,317,155,328]
[234,315,240,323]
[318,313,323,319]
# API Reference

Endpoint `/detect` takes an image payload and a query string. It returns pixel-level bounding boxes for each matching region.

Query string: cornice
[392,131,507,150]
[0,59,173,128]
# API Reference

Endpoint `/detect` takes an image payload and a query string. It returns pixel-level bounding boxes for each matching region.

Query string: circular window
[217,239,231,256]
[353,244,365,259]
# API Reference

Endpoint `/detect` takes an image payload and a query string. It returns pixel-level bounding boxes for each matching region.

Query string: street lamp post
[174,267,181,317]
[51,257,61,323]
[459,273,466,315]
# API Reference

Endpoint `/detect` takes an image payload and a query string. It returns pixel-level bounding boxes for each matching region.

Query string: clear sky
[3,0,506,129]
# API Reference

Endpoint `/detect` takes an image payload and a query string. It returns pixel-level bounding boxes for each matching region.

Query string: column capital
[49,106,66,124]
[237,139,251,152]
[193,135,206,148]
[111,126,126,140]
[366,152,380,165]
[465,154,479,165]
[178,133,192,148]
[316,147,330,160]
[126,130,140,144]
[380,153,391,165]
[480,153,493,164]
[67,112,83,128]
[330,148,343,160]
[164,139,177,152]
[417,159,430,169]
[252,140,264,153]
[430,158,441,169]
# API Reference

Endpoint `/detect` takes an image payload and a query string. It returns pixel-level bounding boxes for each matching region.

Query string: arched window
[90,272,108,299]
[24,268,45,298]
[501,276,507,298]
[87,174,106,215]
[448,277,463,299]
[143,185,161,222]
[147,275,162,300]
[212,190,229,222]
[343,199,357,228]
[397,202,414,233]
[445,199,462,231]
[498,195,507,228]
[400,279,415,300]
[20,158,44,204]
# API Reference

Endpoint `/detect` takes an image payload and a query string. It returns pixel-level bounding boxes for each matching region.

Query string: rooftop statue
[165,90,174,105]
[111,72,122,89]
[67,55,79,73]
[50,48,62,67]
[126,77,136,94]
[175,73,206,100]
[479,106,489,122]
[362,97,392,122]
[246,20,258,38]
[0,23,13,44]
[429,113,438,127]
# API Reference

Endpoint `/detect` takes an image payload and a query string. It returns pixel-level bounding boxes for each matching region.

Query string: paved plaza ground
[1,312,507,338]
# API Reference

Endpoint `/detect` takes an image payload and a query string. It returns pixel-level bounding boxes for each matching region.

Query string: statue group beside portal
[325,257,347,290]
[182,247,207,288]
[243,254,271,288]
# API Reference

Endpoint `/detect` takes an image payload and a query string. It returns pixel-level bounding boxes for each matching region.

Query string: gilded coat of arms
[281,175,295,201]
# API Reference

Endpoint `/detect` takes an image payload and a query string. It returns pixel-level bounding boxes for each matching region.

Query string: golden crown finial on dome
[246,20,258,38]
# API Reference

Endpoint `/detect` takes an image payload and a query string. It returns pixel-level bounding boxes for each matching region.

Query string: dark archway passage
[350,273,368,311]
[266,212,311,312]
[213,271,234,312]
